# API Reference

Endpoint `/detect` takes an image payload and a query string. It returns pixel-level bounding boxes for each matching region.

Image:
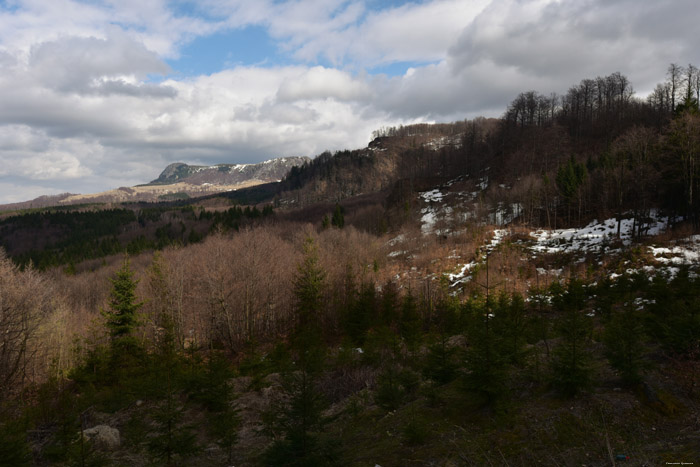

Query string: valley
[1,67,699,466]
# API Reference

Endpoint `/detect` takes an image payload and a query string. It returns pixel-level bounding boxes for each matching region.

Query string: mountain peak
[149,157,309,186]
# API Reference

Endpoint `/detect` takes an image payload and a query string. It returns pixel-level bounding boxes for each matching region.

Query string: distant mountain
[0,193,77,212]
[0,157,309,211]
[147,157,310,186]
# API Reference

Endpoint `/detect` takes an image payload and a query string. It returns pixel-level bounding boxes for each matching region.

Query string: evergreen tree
[103,256,143,350]
[330,203,345,228]
[264,237,336,465]
[100,256,146,387]
[423,293,460,384]
[147,314,200,466]
[292,238,326,369]
[604,304,647,386]
[493,292,528,366]
[646,268,700,355]
[550,279,593,397]
[399,292,422,352]
[0,420,31,467]
[462,296,509,405]
[186,352,239,464]
[147,387,200,466]
[343,281,377,345]
[380,280,400,329]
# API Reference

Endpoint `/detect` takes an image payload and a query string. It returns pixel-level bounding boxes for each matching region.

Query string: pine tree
[604,304,647,386]
[147,314,199,466]
[292,237,326,369]
[103,256,143,348]
[264,237,336,465]
[399,292,422,352]
[423,293,460,384]
[462,296,508,405]
[101,256,146,384]
[551,279,593,397]
[343,281,377,345]
[147,386,199,466]
[0,420,31,467]
[330,203,344,228]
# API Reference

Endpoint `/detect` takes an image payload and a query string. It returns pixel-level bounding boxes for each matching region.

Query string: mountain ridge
[0,156,309,211]
[146,157,311,186]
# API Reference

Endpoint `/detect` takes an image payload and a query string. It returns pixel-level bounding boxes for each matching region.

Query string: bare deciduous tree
[0,250,55,394]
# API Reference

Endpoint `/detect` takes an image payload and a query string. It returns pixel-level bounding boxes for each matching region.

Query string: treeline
[277,64,700,229]
[371,121,470,139]
[0,203,274,270]
[496,66,700,227]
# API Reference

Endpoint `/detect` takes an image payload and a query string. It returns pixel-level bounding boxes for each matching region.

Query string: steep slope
[148,157,310,186]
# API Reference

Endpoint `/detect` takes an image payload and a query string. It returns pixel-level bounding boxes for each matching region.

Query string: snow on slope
[410,181,696,291]
[649,234,700,265]
[530,217,668,254]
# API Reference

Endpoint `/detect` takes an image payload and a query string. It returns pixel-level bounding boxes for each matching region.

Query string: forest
[0,63,699,466]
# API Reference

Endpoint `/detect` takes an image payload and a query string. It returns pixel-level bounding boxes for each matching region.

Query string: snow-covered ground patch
[447,261,478,288]
[388,250,407,258]
[420,189,444,203]
[530,216,668,254]
[387,234,405,246]
[444,230,508,291]
[419,189,451,235]
[421,210,437,234]
[649,235,700,265]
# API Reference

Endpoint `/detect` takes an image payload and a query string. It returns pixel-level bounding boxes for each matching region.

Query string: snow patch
[649,235,700,265]
[530,216,668,254]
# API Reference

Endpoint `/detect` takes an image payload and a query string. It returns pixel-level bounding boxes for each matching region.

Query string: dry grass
[59,180,267,204]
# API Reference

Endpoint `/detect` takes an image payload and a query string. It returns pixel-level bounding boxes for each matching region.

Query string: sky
[0,0,698,203]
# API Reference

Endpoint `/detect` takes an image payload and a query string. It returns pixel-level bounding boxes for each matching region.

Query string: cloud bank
[0,0,698,203]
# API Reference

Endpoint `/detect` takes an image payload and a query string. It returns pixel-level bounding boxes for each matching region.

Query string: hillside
[0,66,698,466]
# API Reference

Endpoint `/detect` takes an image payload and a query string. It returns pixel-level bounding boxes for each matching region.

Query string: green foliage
[423,336,459,385]
[550,279,593,397]
[186,353,236,413]
[380,280,400,328]
[262,239,338,465]
[402,411,429,446]
[493,292,528,365]
[342,281,377,345]
[331,203,345,228]
[0,420,31,467]
[263,369,335,466]
[103,256,143,341]
[375,365,420,411]
[646,268,700,356]
[556,156,587,203]
[293,238,327,372]
[147,389,200,466]
[3,208,137,269]
[399,292,422,352]
[603,304,648,386]
[462,297,509,405]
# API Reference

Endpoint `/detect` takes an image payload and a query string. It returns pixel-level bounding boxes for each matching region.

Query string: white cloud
[1,0,700,203]
[449,0,700,97]
[277,66,371,101]
[28,30,170,94]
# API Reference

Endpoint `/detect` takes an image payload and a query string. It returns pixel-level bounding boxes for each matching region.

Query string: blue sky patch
[167,25,281,76]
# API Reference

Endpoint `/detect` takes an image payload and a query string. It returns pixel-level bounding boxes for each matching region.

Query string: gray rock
[82,425,121,450]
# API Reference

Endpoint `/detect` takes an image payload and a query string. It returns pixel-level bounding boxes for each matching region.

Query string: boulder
[82,425,120,450]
